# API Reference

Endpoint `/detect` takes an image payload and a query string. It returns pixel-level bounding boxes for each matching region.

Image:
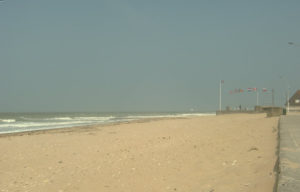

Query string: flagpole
[256,91,259,105]
[287,86,290,113]
[219,80,222,111]
[272,89,275,106]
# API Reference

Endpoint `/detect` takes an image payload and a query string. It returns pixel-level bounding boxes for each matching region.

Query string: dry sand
[0,114,278,192]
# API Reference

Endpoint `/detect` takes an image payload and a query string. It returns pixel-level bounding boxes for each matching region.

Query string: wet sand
[0,113,278,192]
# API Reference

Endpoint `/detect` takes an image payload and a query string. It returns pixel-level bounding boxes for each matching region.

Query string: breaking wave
[0,119,16,123]
[0,113,214,134]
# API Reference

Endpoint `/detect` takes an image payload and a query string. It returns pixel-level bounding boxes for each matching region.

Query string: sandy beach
[0,114,278,192]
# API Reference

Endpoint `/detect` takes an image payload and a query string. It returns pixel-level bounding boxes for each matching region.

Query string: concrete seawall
[277,114,300,192]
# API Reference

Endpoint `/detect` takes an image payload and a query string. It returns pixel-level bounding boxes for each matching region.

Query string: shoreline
[0,112,216,137]
[0,116,189,138]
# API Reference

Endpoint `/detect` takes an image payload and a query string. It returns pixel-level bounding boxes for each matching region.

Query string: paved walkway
[278,113,300,192]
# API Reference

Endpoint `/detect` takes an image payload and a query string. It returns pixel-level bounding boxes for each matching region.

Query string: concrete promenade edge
[277,113,300,192]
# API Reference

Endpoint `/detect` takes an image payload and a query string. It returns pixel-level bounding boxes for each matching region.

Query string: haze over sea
[0,112,215,134]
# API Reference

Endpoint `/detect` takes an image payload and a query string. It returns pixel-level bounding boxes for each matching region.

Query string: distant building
[287,90,300,112]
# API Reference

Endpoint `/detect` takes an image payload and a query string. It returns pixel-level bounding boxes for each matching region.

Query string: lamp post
[288,42,300,46]
[280,75,290,113]
[219,80,224,111]
[285,41,299,112]
[287,86,290,113]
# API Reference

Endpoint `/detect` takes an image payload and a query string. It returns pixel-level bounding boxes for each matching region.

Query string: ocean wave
[178,113,216,117]
[0,119,16,123]
[126,113,215,119]
[0,121,91,128]
[0,113,215,134]
[44,116,115,121]
[73,116,115,121]
[0,116,116,129]
[47,117,74,121]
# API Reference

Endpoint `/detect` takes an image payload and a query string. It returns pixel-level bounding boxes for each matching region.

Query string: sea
[0,112,215,134]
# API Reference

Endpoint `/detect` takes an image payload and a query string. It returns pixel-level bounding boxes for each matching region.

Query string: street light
[286,41,300,112]
[280,75,290,113]
[288,42,300,47]
[283,41,300,112]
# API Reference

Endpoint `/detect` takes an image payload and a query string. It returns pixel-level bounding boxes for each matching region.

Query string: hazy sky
[1,0,300,112]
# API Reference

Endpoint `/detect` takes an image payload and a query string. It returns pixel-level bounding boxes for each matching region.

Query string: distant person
[239,105,242,111]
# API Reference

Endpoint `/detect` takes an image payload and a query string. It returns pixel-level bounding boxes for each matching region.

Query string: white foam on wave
[48,117,74,121]
[0,113,215,134]
[0,122,98,134]
[0,119,16,123]
[178,113,216,117]
[45,116,114,121]
[0,121,85,128]
[74,116,114,121]
[126,113,215,119]
[0,116,115,129]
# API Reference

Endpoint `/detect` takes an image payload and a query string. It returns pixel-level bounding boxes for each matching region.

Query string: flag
[262,88,267,92]
[247,88,257,92]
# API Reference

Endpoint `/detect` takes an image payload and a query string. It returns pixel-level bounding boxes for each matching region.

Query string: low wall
[264,107,284,117]
[217,106,285,117]
[216,110,260,115]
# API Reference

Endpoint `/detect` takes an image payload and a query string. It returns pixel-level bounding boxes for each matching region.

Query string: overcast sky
[1,0,300,112]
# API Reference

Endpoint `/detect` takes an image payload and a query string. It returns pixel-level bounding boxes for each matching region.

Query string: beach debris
[248,146,259,152]
[244,183,250,187]
[232,160,237,166]
[160,136,171,140]
[58,160,63,164]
